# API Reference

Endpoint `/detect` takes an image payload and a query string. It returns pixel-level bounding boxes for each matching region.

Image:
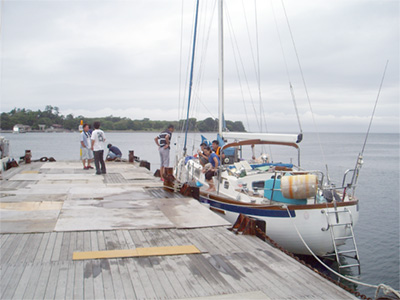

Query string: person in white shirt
[90,121,107,175]
[80,123,94,170]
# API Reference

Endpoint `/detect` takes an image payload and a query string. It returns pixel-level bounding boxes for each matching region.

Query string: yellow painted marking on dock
[73,245,201,260]
[0,201,63,211]
[20,171,39,174]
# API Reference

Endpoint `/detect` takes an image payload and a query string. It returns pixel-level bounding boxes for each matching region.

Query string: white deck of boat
[0,161,357,299]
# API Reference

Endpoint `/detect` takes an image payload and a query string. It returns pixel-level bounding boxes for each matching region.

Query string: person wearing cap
[154,124,174,181]
[80,123,94,170]
[106,144,122,161]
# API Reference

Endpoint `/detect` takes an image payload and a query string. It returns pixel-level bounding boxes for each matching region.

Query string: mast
[218,0,224,136]
[183,0,200,155]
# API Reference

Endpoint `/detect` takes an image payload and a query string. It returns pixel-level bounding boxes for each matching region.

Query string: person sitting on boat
[197,142,209,166]
[202,146,220,192]
[106,144,122,161]
[212,140,221,156]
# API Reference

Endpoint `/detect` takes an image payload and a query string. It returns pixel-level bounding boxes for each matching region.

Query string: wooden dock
[0,161,357,299]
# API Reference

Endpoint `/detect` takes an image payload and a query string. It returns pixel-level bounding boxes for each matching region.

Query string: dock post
[25,150,32,164]
[163,167,175,191]
[128,151,134,163]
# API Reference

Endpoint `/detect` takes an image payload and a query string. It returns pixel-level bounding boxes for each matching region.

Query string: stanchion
[24,150,32,164]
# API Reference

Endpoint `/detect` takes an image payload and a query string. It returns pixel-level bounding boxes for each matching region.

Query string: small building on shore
[13,124,31,133]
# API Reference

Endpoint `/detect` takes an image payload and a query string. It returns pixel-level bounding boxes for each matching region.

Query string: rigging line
[190,0,217,123]
[253,0,268,134]
[280,0,327,170]
[183,0,200,154]
[240,0,265,133]
[290,83,303,133]
[224,6,251,131]
[179,1,198,133]
[283,206,400,295]
[361,60,389,155]
[270,0,302,133]
[185,0,208,124]
[195,1,217,110]
[225,4,261,130]
[253,0,271,156]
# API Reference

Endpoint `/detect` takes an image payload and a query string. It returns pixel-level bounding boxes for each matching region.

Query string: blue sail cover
[217,134,235,156]
[201,135,212,147]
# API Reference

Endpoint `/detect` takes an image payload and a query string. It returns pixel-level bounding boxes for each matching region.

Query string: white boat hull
[199,194,359,256]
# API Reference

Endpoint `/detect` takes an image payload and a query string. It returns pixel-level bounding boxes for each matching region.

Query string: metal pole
[183,0,200,155]
[218,0,224,136]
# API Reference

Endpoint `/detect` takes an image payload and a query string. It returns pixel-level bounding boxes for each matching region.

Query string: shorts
[159,147,170,167]
[205,170,216,181]
[82,147,94,160]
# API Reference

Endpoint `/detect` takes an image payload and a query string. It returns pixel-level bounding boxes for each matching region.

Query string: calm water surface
[2,131,399,296]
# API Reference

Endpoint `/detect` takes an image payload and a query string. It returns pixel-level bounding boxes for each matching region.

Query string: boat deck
[0,161,357,299]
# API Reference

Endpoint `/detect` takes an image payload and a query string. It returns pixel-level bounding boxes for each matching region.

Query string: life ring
[40,157,48,162]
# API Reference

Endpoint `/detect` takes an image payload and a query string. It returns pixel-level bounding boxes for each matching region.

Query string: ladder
[322,208,361,275]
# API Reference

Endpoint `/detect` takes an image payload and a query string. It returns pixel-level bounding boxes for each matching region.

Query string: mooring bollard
[163,167,175,191]
[128,150,134,163]
[139,160,151,170]
[25,150,32,164]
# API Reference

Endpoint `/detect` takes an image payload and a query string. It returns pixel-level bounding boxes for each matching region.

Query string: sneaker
[83,166,89,170]
[87,166,94,169]
[102,172,107,174]
[96,172,102,175]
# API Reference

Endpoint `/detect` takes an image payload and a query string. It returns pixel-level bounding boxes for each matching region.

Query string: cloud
[0,0,398,133]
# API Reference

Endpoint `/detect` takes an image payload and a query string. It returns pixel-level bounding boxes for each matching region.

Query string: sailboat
[174,0,362,270]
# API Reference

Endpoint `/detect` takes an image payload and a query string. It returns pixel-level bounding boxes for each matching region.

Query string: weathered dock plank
[99,259,116,300]
[91,260,105,300]
[32,263,52,299]
[73,260,84,299]
[1,233,22,264]
[65,261,76,300]
[11,263,34,299]
[83,260,95,300]
[43,262,60,299]
[0,161,358,300]
[109,259,127,299]
[59,231,71,261]
[54,261,69,300]
[22,263,43,300]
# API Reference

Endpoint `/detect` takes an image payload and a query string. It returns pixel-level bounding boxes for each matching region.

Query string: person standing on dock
[80,123,94,170]
[91,121,107,175]
[154,124,174,181]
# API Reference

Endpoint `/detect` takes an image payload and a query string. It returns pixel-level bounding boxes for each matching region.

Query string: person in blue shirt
[202,146,220,192]
[106,144,122,161]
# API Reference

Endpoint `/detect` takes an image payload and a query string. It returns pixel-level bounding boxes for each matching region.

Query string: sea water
[1,131,399,296]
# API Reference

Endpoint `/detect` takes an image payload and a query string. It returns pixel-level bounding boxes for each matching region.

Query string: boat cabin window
[252,181,265,190]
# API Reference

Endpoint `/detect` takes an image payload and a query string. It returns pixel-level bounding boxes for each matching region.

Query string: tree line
[0,106,246,132]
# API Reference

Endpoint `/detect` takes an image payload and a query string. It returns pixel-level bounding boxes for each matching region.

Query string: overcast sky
[0,0,398,133]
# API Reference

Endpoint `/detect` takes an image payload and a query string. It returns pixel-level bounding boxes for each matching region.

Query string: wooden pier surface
[0,161,357,299]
